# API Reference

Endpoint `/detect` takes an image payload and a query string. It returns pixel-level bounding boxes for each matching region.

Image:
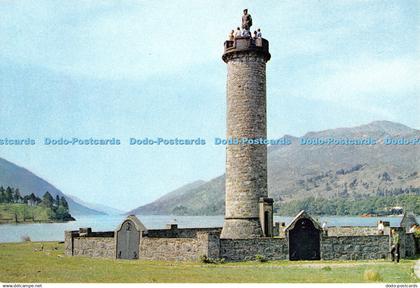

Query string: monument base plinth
[220,217,263,239]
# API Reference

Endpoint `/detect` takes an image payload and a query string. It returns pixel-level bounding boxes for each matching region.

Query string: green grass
[0,242,418,283]
[0,203,52,223]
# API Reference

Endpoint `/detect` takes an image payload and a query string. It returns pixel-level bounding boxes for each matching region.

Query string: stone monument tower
[220,12,273,239]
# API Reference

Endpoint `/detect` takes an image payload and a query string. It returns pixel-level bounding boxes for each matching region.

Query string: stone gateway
[286,211,321,260]
[115,216,146,259]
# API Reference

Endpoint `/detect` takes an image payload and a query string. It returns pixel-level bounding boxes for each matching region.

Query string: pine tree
[6,186,13,203]
[54,196,72,221]
[55,195,60,207]
[28,193,41,206]
[22,194,30,204]
[60,196,69,210]
[13,188,22,203]
[42,191,54,208]
[0,186,5,203]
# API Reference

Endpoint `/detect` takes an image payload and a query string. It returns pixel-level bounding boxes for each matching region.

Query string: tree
[0,186,5,203]
[13,188,22,203]
[55,195,60,207]
[60,196,69,210]
[22,194,29,204]
[5,186,13,203]
[26,193,41,206]
[42,191,54,208]
[54,196,72,221]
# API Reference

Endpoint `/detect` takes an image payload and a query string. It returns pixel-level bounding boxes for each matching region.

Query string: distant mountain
[129,121,420,215]
[0,158,104,215]
[68,195,124,215]
[268,120,420,202]
[127,180,208,215]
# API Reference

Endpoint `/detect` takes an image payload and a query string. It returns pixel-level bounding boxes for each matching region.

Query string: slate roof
[115,215,147,233]
[284,210,323,232]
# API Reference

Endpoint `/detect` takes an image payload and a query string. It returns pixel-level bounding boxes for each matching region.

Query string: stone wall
[325,227,417,259]
[65,227,417,262]
[327,226,380,236]
[72,237,115,258]
[139,231,215,261]
[206,232,221,259]
[64,230,78,256]
[65,228,220,261]
[278,223,377,238]
[396,229,418,258]
[64,230,115,258]
[139,238,200,261]
[404,233,416,257]
[145,227,221,238]
[220,238,288,261]
[320,235,389,260]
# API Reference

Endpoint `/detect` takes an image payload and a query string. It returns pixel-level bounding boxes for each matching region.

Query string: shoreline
[0,218,76,225]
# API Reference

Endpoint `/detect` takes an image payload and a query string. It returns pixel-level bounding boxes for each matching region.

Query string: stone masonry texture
[320,235,389,260]
[220,238,288,261]
[72,237,115,258]
[64,226,417,261]
[221,49,269,239]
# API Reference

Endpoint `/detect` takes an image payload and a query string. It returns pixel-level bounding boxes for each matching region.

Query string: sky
[0,0,418,211]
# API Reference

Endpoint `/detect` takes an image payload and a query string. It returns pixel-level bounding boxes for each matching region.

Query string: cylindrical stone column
[220,37,271,239]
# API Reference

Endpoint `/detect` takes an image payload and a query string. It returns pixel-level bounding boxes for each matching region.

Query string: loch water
[1,214,418,243]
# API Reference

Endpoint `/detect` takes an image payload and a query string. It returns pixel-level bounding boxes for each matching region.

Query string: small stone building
[400,212,418,232]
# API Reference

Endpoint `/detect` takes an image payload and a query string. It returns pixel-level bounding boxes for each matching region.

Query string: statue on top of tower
[241,9,252,31]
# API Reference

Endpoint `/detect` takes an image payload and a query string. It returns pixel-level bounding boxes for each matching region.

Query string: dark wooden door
[264,211,269,236]
[289,218,320,260]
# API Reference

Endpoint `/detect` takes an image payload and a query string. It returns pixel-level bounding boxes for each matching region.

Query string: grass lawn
[0,242,418,283]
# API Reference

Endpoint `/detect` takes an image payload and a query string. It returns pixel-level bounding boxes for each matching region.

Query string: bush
[322,266,332,271]
[199,255,211,263]
[255,254,267,263]
[413,228,420,238]
[363,270,382,282]
[199,255,225,264]
[21,235,31,242]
